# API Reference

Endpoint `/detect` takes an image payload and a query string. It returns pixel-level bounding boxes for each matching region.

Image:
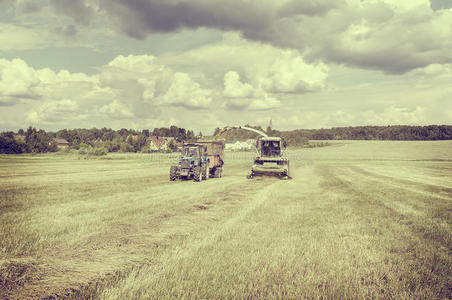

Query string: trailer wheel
[170,166,177,181]
[202,166,208,180]
[193,166,201,182]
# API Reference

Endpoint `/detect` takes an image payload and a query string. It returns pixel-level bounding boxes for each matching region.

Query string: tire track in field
[342,165,452,224]
[316,164,451,249]
[346,165,452,201]
[98,173,298,299]
[4,172,279,299]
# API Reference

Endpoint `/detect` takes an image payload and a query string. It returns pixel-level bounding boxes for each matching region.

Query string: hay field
[0,141,451,299]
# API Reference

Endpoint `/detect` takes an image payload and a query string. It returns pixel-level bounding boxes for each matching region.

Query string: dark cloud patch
[8,93,41,100]
[16,0,42,14]
[318,47,431,74]
[49,0,94,24]
[278,0,343,17]
[56,0,451,75]
[430,0,452,11]
[54,24,78,37]
[99,0,272,39]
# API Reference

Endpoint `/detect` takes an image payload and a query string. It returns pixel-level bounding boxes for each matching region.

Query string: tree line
[0,126,197,154]
[2,125,452,154]
[293,125,452,141]
[212,125,452,146]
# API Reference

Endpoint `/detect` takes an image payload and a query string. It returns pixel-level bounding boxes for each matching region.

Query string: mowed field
[0,141,451,299]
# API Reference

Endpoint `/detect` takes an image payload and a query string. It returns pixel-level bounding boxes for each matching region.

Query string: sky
[0,0,451,134]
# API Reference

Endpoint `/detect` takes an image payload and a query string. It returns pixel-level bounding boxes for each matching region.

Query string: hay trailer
[196,140,225,178]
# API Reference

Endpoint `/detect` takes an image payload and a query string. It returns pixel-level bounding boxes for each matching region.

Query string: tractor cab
[183,146,202,159]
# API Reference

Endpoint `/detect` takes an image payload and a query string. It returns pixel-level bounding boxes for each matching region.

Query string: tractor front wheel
[193,166,202,182]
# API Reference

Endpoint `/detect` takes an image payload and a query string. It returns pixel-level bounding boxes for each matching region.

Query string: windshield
[261,140,281,157]
[183,147,198,158]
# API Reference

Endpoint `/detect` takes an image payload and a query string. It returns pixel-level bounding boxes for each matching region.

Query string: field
[0,141,451,299]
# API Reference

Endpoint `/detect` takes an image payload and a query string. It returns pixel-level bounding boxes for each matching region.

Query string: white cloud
[0,24,54,51]
[165,33,329,96]
[0,55,219,128]
[0,58,43,109]
[223,71,254,98]
[26,98,82,124]
[0,58,40,101]
[99,100,134,119]
[101,55,212,109]
[411,63,452,77]
[225,93,280,111]
[158,72,212,109]
[107,54,159,72]
[362,106,427,125]
[260,50,328,93]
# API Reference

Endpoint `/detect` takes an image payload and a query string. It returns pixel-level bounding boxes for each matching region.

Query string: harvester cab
[170,144,209,182]
[248,137,291,179]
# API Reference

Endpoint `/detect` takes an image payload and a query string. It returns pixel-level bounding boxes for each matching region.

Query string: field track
[1,141,451,298]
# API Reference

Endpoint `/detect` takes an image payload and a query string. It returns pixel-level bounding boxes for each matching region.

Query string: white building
[225,140,255,151]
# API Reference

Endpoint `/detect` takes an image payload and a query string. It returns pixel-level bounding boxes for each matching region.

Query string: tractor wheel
[169,166,177,181]
[202,167,208,180]
[193,166,201,182]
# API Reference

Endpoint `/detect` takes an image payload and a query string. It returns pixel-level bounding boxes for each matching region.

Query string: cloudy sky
[0,0,451,133]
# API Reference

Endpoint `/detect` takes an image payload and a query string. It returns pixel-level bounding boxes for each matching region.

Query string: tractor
[169,143,209,182]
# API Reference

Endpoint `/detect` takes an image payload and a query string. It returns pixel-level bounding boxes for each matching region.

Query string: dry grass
[0,141,451,299]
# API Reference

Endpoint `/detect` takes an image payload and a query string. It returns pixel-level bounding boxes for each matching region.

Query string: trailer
[196,140,225,178]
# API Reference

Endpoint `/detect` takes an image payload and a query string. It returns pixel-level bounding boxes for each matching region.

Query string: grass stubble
[0,141,451,299]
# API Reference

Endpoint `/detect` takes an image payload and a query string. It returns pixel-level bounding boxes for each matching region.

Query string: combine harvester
[216,126,291,180]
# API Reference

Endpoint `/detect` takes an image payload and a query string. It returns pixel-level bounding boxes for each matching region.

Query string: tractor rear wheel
[193,166,201,182]
[169,166,177,181]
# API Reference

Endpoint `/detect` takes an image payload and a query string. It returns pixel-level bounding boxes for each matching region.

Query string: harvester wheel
[193,166,201,182]
[169,166,177,181]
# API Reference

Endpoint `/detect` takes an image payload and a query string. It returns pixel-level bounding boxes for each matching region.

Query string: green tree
[0,134,27,154]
